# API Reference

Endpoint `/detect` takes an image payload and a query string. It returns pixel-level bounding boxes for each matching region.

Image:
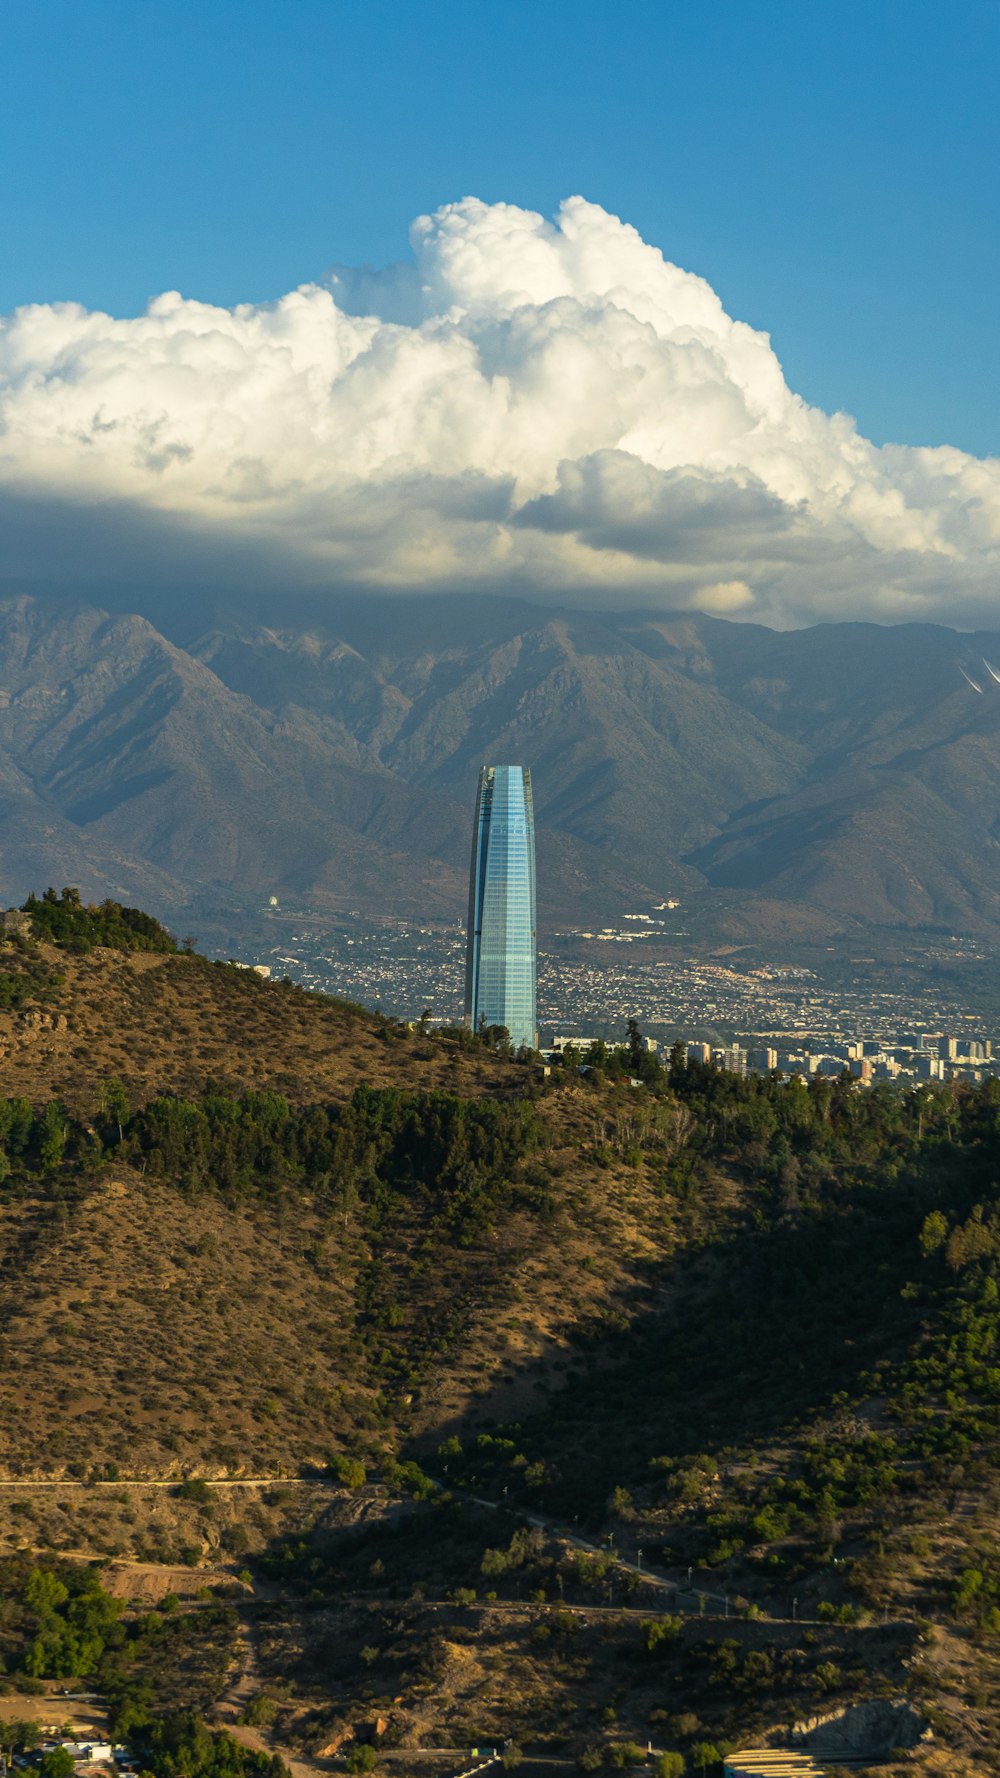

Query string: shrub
[346,1748,376,1774]
[606,1745,646,1769]
[642,1616,682,1656]
[175,1479,212,1502]
[327,1455,367,1490]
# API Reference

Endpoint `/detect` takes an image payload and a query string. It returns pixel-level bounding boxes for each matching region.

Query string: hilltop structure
[464,764,536,1050]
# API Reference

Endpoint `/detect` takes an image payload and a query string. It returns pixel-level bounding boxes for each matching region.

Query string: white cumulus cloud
[1,194,998,625]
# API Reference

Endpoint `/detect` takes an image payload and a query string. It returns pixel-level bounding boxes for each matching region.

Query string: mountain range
[1,588,999,946]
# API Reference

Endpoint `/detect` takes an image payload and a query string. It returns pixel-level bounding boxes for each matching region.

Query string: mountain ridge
[2,590,1000,946]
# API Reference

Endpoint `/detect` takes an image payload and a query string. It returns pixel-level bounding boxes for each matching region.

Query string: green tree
[25,1568,70,1612]
[667,1040,687,1083]
[919,1209,949,1258]
[99,1078,131,1142]
[37,1102,69,1170]
[654,1757,685,1778]
[241,1698,277,1728]
[642,1616,682,1656]
[40,1750,75,1778]
[2,1722,41,1753]
[690,1748,719,1776]
[610,1484,633,1518]
[345,1748,376,1774]
[327,1454,366,1489]
[671,1717,699,1741]
[22,889,176,955]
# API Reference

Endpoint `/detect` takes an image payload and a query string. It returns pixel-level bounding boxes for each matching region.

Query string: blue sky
[2,0,997,458]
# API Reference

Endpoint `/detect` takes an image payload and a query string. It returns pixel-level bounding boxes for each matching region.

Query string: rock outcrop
[793,1695,930,1755]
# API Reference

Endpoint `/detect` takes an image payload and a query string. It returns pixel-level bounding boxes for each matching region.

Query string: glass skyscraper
[464,764,536,1051]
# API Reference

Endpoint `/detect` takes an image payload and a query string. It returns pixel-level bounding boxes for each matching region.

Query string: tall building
[748,1046,778,1073]
[464,764,536,1050]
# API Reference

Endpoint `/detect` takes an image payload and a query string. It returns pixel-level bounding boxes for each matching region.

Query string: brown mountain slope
[689,765,1000,930]
[0,923,997,1772]
[0,944,518,1112]
[0,1173,364,1477]
[0,595,663,924]
[0,1083,688,1480]
[187,594,1000,941]
[196,607,810,893]
[0,596,471,920]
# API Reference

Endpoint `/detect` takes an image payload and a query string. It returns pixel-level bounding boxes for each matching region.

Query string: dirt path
[214,1608,263,1727]
[0,1478,318,1489]
[223,1718,332,1778]
[213,1603,333,1778]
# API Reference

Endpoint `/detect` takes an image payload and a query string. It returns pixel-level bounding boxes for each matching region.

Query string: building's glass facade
[464,764,536,1051]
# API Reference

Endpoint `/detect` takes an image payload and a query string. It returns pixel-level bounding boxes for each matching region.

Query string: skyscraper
[464,764,536,1051]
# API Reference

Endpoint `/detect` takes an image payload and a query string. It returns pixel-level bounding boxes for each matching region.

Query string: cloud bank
[1,195,998,626]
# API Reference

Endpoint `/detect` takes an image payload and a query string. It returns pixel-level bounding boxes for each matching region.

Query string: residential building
[748,1046,778,1072]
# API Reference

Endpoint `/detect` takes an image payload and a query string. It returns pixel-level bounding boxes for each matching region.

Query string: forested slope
[1,897,999,1774]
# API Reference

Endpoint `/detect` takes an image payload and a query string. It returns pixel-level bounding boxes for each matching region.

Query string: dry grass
[0,1172,367,1479]
[0,941,994,1770]
[0,1086,696,1482]
[0,943,519,1112]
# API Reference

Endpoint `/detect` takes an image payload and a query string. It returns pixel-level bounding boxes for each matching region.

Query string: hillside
[0,915,519,1114]
[5,591,1000,948]
[0,902,999,1775]
[0,912,673,1479]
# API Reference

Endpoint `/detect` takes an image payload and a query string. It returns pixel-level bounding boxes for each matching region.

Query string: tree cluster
[22,888,177,955]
